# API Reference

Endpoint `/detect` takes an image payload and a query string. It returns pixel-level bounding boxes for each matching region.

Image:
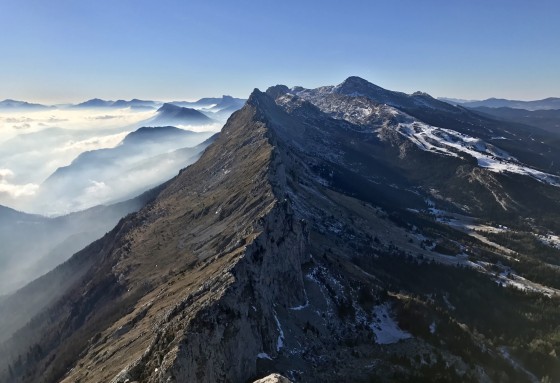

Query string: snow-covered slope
[394,120,560,187]
[290,79,560,189]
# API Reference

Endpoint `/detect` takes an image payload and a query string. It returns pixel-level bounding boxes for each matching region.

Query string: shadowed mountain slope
[0,185,164,340]
[470,106,560,135]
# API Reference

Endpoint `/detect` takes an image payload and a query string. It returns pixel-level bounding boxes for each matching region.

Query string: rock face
[4,79,560,383]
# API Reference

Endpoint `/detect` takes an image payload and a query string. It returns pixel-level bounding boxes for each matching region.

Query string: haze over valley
[0,97,243,295]
[0,97,240,215]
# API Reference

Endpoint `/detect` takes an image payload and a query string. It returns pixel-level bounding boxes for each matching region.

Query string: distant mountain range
[471,106,560,134]
[73,98,158,110]
[440,96,560,110]
[0,99,53,110]
[438,96,560,133]
[170,95,247,121]
[5,94,559,114]
[0,95,246,112]
[170,95,245,109]
[0,100,229,215]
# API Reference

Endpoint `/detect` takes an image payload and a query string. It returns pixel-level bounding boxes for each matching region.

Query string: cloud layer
[0,168,39,198]
[0,107,221,215]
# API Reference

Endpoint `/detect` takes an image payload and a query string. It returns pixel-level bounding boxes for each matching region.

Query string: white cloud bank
[0,107,223,215]
[0,168,39,198]
[52,131,129,154]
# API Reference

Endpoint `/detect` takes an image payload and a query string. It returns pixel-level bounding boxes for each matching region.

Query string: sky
[0,0,559,103]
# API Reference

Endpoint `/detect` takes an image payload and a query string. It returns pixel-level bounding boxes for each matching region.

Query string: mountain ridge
[0,88,309,383]
[0,99,52,110]
[3,79,560,382]
[73,98,158,109]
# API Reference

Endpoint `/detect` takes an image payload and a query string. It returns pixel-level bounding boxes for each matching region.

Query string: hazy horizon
[1,1,559,103]
[0,95,245,106]
[1,84,560,106]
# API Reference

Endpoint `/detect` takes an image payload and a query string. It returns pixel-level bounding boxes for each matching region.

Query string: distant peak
[342,76,369,85]
[334,76,385,96]
[157,103,182,112]
[75,98,113,108]
[153,103,212,123]
[338,76,380,89]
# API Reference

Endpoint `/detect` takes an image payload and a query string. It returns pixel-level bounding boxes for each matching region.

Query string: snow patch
[370,303,412,344]
[536,233,560,250]
[396,121,560,187]
[429,321,437,334]
[273,310,285,352]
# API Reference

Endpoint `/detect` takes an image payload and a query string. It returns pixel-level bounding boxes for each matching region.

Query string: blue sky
[0,0,558,103]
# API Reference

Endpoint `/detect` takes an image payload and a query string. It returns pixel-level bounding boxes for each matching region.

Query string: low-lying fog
[0,107,222,215]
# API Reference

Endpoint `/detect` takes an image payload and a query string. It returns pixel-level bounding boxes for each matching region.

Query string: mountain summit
[333,75,390,97]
